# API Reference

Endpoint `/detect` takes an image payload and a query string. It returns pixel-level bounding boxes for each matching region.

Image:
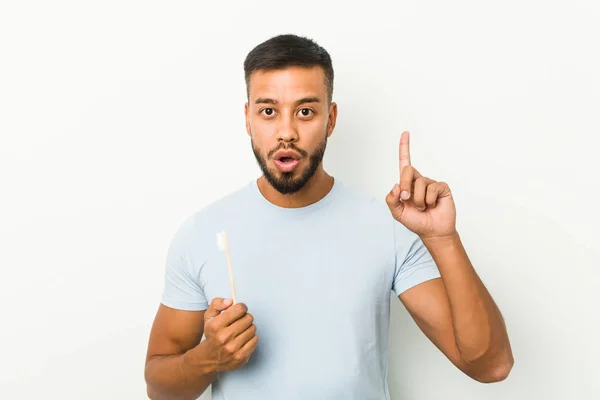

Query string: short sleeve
[160,217,209,311]
[392,221,441,296]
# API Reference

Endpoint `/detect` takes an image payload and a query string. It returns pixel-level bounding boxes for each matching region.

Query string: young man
[144,34,513,400]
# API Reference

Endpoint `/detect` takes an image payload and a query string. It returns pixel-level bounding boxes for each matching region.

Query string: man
[144,34,513,399]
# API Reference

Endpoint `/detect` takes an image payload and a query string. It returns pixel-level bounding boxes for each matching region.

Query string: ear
[326,102,338,137]
[244,102,251,136]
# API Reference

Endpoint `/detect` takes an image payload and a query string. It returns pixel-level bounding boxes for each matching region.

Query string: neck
[257,167,334,208]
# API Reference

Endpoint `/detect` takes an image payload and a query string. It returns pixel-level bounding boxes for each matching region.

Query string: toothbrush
[216,231,237,304]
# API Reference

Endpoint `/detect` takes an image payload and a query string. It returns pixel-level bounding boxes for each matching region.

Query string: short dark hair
[243,34,334,102]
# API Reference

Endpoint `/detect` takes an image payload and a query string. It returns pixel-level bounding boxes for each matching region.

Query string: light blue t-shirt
[161,177,441,400]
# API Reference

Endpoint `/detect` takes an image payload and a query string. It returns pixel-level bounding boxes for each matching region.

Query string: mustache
[267,143,309,159]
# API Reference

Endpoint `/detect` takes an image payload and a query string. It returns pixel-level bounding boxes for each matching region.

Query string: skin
[144,65,514,399]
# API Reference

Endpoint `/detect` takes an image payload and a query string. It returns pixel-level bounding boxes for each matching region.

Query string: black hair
[243,34,334,102]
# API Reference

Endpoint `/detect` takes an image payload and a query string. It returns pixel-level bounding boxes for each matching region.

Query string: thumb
[204,297,233,320]
[386,184,403,210]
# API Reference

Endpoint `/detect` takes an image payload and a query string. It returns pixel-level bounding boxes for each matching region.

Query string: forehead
[248,66,327,103]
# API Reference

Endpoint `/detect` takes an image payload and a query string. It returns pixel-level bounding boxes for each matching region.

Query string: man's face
[245,66,337,194]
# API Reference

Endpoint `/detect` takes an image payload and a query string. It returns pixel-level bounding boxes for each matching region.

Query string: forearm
[145,341,217,400]
[422,232,512,366]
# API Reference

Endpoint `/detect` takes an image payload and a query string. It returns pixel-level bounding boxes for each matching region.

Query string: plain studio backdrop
[1,0,599,399]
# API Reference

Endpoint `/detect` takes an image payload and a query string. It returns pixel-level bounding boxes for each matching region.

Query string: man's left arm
[386,131,513,383]
[399,232,513,383]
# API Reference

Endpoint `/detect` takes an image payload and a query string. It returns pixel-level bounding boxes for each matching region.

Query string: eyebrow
[254,97,321,107]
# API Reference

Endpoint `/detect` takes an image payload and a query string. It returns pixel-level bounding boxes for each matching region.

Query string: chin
[265,169,308,195]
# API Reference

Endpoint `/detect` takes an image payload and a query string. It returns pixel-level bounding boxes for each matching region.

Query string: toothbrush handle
[225,246,237,304]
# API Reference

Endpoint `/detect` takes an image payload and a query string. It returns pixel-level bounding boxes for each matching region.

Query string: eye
[261,108,275,116]
[297,108,313,118]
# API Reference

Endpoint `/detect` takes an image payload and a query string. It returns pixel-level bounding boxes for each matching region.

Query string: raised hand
[385,131,457,239]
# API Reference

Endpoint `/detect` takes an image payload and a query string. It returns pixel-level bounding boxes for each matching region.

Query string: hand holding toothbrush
[187,231,257,372]
[385,131,457,241]
[191,297,258,372]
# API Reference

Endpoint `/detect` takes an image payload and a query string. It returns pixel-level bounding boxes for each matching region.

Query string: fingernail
[224,298,232,305]
[392,185,400,196]
[401,191,410,200]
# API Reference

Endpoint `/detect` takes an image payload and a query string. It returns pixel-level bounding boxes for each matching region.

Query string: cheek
[300,122,327,143]
[250,132,274,156]
[305,116,328,132]
[250,119,277,140]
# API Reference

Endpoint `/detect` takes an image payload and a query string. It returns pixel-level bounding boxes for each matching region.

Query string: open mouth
[273,151,301,172]
[278,156,296,164]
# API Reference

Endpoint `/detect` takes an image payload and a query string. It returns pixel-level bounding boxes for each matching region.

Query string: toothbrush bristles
[217,231,227,251]
[216,230,236,304]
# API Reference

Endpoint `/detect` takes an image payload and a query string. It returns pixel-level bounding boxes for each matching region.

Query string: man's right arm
[144,298,257,400]
[144,304,214,400]
[145,341,217,400]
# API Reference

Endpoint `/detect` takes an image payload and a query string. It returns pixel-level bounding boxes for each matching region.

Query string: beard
[251,132,328,195]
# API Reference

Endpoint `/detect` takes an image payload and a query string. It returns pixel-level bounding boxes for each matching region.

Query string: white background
[1,1,599,399]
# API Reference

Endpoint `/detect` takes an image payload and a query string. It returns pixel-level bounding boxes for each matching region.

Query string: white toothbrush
[216,231,237,304]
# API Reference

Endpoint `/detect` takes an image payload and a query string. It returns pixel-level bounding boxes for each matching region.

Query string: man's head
[243,34,337,195]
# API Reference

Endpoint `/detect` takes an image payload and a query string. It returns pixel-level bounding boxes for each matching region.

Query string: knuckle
[204,321,216,333]
[216,332,229,345]
[224,343,237,355]
[233,303,247,315]
[205,327,215,337]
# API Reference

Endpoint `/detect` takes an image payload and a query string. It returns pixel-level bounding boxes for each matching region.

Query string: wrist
[421,231,460,248]
[184,340,219,376]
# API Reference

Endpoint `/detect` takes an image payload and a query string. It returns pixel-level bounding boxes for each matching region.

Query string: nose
[277,115,299,143]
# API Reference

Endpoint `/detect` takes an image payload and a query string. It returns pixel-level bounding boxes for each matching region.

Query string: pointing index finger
[399,131,411,174]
